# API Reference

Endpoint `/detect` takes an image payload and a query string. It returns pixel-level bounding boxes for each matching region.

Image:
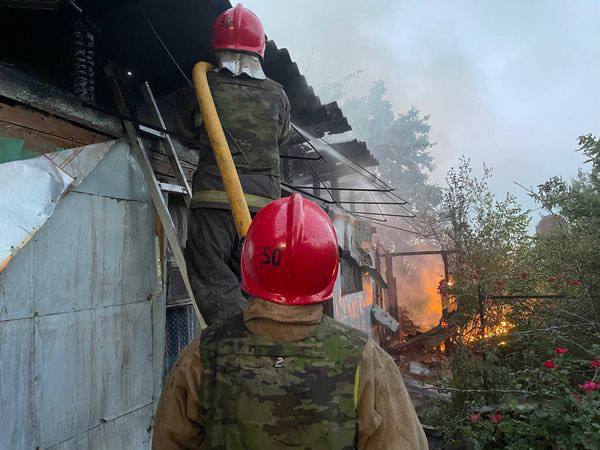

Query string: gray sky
[241,0,599,215]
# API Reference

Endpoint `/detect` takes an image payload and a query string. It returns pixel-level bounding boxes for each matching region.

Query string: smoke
[240,0,600,212]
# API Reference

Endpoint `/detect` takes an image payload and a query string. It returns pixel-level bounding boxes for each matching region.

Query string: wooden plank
[0,102,110,148]
[148,151,195,182]
[0,121,79,153]
[0,66,122,138]
[1,1,62,10]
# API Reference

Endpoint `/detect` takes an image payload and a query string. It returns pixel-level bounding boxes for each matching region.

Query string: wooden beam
[384,253,399,325]
[0,102,110,153]
[0,121,75,153]
[0,65,122,137]
[148,151,195,183]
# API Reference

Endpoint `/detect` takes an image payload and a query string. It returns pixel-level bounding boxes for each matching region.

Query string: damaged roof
[87,0,352,138]
[95,0,353,138]
[262,41,350,138]
[0,0,376,167]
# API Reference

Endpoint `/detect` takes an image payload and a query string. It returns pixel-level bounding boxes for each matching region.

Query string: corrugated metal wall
[0,141,165,449]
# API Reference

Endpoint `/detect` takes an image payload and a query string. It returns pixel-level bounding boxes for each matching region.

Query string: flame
[462,319,513,344]
[391,253,444,330]
[363,273,373,306]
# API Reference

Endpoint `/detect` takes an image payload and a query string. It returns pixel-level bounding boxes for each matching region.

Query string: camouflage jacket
[198,313,367,449]
[152,299,429,450]
[175,70,291,211]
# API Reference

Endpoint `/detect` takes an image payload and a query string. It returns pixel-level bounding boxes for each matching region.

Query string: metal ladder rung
[159,182,189,195]
[139,124,166,139]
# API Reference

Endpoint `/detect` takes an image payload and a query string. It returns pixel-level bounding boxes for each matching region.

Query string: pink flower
[579,381,600,392]
[468,413,481,423]
[569,392,581,402]
[589,360,600,369]
[544,360,556,368]
[554,348,569,355]
[547,275,558,282]
[568,279,582,286]
[490,413,503,424]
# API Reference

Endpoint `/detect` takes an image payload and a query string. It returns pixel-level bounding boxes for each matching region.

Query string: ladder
[105,64,207,329]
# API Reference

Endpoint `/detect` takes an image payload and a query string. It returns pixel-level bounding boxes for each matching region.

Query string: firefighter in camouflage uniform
[153,194,428,449]
[176,4,291,324]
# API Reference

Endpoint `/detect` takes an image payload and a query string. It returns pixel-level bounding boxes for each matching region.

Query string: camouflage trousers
[185,208,251,326]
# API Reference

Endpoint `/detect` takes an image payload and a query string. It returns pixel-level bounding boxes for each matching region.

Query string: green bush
[426,135,600,449]
[432,346,600,449]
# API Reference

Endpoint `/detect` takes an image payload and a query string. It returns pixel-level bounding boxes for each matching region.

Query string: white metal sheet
[33,301,155,449]
[72,140,149,202]
[0,318,35,449]
[49,403,153,450]
[1,138,162,450]
[35,310,94,448]
[0,141,115,273]
[31,192,154,316]
[31,193,96,315]
[0,243,33,321]
[90,302,154,423]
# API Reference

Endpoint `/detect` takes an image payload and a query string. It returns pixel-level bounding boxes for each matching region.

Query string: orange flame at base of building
[391,254,445,331]
[461,320,513,344]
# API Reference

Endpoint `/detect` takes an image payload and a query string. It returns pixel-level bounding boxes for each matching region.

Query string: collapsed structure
[0,1,412,447]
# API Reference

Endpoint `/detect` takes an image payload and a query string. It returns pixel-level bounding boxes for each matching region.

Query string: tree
[344,80,441,206]
[527,133,600,334]
[427,139,600,449]
[321,78,441,206]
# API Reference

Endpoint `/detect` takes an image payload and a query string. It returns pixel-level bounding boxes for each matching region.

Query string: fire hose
[192,62,252,237]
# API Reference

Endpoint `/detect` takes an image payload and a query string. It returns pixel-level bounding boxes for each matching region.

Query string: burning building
[376,247,460,358]
[0,1,408,447]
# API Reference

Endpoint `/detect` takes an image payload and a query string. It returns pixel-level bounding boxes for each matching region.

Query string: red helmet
[241,194,339,305]
[211,4,266,59]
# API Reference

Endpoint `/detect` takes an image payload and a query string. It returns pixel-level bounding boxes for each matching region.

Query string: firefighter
[177,4,291,324]
[152,194,428,450]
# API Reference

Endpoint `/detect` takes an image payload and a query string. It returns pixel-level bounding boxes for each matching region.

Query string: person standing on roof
[152,194,429,450]
[176,4,291,325]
